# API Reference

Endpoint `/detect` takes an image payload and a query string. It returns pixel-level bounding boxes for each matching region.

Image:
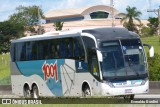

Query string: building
[45,5,120,23]
[42,5,149,32]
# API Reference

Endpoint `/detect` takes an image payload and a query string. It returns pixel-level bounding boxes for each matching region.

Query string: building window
[46,16,84,23]
[90,11,109,19]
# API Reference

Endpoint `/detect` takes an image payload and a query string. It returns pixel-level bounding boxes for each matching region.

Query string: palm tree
[53,21,64,31]
[118,6,142,32]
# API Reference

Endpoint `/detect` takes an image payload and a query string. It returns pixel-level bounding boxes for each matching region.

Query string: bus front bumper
[101,80,149,96]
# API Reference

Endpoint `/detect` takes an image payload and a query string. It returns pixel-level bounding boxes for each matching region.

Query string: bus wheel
[32,85,39,99]
[124,95,134,100]
[130,94,135,100]
[83,86,91,97]
[23,86,30,98]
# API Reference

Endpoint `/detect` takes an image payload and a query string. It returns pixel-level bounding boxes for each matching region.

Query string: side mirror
[149,46,154,57]
[97,50,103,62]
[92,47,103,62]
[143,44,154,57]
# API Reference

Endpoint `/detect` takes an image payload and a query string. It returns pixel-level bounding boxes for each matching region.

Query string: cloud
[0,0,38,21]
[0,0,159,21]
[101,0,110,5]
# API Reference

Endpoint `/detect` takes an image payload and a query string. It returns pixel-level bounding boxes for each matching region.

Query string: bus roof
[11,27,140,43]
[11,32,80,43]
[82,27,140,41]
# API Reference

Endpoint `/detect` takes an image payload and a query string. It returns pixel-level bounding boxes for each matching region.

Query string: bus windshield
[100,39,147,81]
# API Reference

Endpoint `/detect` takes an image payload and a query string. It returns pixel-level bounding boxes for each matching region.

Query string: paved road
[135,94,160,99]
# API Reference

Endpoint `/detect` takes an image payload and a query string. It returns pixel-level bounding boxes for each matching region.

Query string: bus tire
[124,94,134,100]
[32,85,39,99]
[23,85,30,98]
[130,94,134,100]
[82,85,91,97]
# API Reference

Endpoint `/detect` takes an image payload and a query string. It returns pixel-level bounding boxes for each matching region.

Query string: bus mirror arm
[143,44,154,57]
[91,47,103,62]
[91,47,99,50]
[97,50,103,62]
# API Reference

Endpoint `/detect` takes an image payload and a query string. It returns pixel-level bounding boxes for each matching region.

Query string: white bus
[10,27,154,99]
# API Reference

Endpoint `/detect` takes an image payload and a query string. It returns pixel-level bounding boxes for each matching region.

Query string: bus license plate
[125,89,132,93]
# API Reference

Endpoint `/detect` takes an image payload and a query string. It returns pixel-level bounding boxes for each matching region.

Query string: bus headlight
[104,81,115,88]
[141,78,148,85]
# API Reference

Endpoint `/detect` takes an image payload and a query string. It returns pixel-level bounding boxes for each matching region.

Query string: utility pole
[110,0,114,27]
[148,0,152,17]
[38,6,42,35]
[158,6,160,35]
[147,6,160,35]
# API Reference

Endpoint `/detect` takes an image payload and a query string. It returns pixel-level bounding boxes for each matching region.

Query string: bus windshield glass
[100,39,147,81]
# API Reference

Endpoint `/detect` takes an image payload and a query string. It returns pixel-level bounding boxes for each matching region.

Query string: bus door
[89,49,100,81]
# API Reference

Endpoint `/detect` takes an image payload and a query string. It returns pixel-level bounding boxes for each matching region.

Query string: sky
[0,0,160,22]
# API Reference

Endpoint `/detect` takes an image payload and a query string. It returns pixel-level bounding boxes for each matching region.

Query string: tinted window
[90,11,109,19]
[14,37,84,61]
[10,43,15,62]
[74,37,85,60]
[82,36,96,61]
[16,43,26,61]
[26,42,33,60]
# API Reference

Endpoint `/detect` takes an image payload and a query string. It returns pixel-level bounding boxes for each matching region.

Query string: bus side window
[82,36,100,80]
[37,41,43,60]
[16,43,26,61]
[48,43,55,59]
[26,42,32,61]
[74,41,80,58]
[74,37,85,61]
[89,50,100,79]
[68,39,73,58]
[10,43,15,62]
[60,40,67,58]
[20,43,26,61]
[56,44,60,58]
[31,42,38,60]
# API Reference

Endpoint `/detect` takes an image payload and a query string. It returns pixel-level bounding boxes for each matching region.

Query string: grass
[0,53,11,85]
[0,104,158,107]
[141,36,160,54]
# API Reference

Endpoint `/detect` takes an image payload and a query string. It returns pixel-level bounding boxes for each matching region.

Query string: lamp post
[158,6,160,35]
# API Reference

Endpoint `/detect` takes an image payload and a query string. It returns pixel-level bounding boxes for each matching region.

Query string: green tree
[147,17,159,35]
[140,27,152,37]
[0,21,25,53]
[147,53,160,81]
[118,6,142,32]
[53,21,64,31]
[10,5,45,25]
[9,5,45,34]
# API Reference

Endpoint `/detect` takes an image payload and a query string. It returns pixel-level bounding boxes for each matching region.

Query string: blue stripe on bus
[16,59,65,96]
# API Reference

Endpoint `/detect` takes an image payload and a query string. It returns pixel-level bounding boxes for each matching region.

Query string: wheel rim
[24,88,30,98]
[33,91,38,98]
[33,87,39,98]
[84,88,91,96]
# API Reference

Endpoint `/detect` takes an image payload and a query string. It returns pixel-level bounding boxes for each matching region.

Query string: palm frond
[120,16,128,23]
[117,13,126,17]
[134,18,141,24]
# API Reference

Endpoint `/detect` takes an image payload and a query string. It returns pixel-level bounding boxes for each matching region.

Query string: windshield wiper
[127,64,140,77]
[127,57,140,77]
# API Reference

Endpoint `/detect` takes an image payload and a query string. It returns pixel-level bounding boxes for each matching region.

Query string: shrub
[148,53,160,81]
